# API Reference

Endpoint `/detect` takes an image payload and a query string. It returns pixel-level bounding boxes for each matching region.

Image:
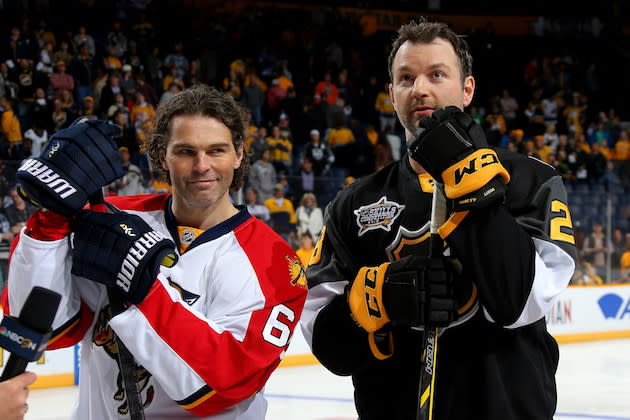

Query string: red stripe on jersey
[137,217,307,416]
[104,193,171,212]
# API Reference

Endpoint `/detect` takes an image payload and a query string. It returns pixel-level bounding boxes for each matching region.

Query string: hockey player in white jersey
[3,85,307,419]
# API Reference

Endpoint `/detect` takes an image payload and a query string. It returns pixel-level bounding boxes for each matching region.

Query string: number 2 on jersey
[550,200,575,245]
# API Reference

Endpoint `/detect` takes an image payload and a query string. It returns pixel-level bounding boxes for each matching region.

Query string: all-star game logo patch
[353,196,405,236]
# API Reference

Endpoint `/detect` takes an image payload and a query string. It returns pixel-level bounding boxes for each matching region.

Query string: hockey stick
[89,191,146,420]
[417,181,447,420]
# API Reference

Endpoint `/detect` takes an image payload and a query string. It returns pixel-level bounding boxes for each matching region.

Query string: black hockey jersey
[301,149,577,420]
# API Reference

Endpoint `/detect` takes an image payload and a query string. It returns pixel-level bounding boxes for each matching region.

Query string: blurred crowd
[0,2,628,283]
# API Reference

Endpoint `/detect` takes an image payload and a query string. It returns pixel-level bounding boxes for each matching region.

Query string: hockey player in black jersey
[300,18,577,420]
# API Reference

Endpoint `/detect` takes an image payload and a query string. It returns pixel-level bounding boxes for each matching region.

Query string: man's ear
[159,150,168,171]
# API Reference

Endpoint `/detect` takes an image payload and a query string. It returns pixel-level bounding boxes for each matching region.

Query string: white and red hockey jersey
[2,193,308,419]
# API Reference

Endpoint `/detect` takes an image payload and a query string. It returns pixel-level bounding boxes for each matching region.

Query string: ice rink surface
[25,338,630,420]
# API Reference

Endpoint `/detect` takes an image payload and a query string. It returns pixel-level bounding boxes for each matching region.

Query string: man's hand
[0,371,36,420]
[15,118,126,217]
[407,106,510,211]
[71,210,178,304]
[347,255,459,333]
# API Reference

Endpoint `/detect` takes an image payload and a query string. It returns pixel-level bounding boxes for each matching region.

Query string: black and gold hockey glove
[407,106,510,211]
[348,255,458,333]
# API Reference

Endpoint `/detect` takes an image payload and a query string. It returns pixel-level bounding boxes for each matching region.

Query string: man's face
[161,115,243,212]
[389,39,474,140]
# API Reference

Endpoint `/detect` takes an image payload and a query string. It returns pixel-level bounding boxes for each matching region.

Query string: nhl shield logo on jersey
[286,256,307,289]
[180,229,196,245]
[354,196,405,236]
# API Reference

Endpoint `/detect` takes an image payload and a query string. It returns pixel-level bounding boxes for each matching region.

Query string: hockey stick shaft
[417,181,447,420]
[89,190,146,420]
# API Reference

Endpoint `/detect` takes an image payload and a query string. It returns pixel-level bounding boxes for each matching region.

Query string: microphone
[0,286,61,381]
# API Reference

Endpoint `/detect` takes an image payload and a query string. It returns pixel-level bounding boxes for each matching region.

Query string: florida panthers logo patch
[354,196,405,236]
[287,256,307,289]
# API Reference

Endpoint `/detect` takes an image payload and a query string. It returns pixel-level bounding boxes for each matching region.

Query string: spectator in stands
[248,147,276,203]
[264,182,297,242]
[524,86,546,135]
[76,95,99,120]
[73,25,95,58]
[242,73,265,127]
[244,187,270,223]
[247,126,269,165]
[106,92,130,123]
[277,113,294,150]
[49,60,74,99]
[585,141,607,185]
[106,21,127,59]
[70,43,96,103]
[295,231,315,267]
[563,91,587,138]
[159,82,181,106]
[99,72,125,113]
[576,262,603,285]
[543,122,559,151]
[614,129,630,160]
[119,64,137,99]
[29,87,49,127]
[303,128,334,176]
[534,135,553,163]
[103,46,122,73]
[52,39,72,67]
[50,96,68,132]
[499,88,519,130]
[314,71,338,106]
[619,233,630,283]
[374,82,396,133]
[326,118,355,168]
[295,156,316,199]
[295,192,323,241]
[222,66,241,101]
[374,131,393,172]
[484,103,507,146]
[0,210,15,245]
[164,40,189,80]
[11,58,43,127]
[267,125,292,176]
[145,46,163,96]
[582,221,612,281]
[110,146,145,196]
[130,91,155,130]
[611,228,625,273]
[23,119,47,157]
[5,186,37,235]
[266,78,287,124]
[588,120,611,146]
[0,96,24,159]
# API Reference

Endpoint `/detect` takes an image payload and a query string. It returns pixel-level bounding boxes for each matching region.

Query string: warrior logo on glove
[15,117,125,217]
[72,211,179,304]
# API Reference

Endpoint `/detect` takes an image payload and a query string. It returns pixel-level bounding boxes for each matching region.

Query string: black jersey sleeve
[442,153,578,326]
